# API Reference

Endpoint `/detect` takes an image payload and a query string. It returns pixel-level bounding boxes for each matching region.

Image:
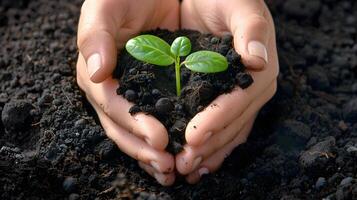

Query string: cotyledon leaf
[170,36,192,57]
[125,35,175,66]
[183,51,228,73]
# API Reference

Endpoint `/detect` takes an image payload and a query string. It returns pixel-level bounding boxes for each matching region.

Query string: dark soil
[1,0,356,199]
[114,29,252,154]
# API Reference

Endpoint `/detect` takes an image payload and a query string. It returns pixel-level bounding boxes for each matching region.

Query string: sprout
[125,35,228,96]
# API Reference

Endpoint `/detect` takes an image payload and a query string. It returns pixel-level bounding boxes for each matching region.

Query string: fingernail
[150,161,161,172]
[198,168,209,177]
[192,156,202,170]
[154,173,167,185]
[202,132,212,143]
[248,41,268,63]
[87,53,101,78]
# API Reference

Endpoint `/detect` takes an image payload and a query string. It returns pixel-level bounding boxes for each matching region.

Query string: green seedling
[125,35,228,96]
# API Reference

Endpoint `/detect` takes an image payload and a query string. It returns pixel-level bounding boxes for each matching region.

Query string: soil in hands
[113,29,253,154]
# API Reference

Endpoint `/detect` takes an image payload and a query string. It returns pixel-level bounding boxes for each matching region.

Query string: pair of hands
[76,0,279,185]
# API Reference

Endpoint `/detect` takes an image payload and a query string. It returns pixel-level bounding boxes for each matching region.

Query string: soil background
[0,0,356,199]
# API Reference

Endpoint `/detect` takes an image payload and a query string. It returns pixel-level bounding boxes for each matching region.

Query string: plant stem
[175,57,181,96]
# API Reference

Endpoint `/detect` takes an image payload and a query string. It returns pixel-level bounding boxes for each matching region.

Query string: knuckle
[248,14,269,30]
[77,32,87,51]
[77,25,93,50]
[77,26,115,53]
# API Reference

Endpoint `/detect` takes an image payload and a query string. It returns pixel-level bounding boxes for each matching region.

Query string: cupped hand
[76,0,179,186]
[176,0,279,183]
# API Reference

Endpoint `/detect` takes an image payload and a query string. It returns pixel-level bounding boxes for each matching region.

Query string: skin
[76,0,279,185]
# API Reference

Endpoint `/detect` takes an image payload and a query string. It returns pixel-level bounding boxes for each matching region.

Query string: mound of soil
[0,0,356,199]
[114,30,253,154]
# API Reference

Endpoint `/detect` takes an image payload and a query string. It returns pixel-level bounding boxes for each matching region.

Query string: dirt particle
[124,89,138,102]
[315,177,326,190]
[129,105,141,115]
[226,48,241,65]
[155,98,174,115]
[236,73,254,89]
[68,193,80,200]
[1,100,33,132]
[151,89,161,97]
[218,44,230,55]
[343,98,357,123]
[210,37,219,44]
[221,34,233,45]
[171,119,186,132]
[63,177,77,193]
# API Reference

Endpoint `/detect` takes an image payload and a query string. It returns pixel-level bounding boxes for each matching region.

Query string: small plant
[125,35,228,96]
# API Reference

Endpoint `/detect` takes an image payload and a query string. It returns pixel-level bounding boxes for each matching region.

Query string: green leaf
[125,35,175,66]
[170,36,191,57]
[183,51,228,73]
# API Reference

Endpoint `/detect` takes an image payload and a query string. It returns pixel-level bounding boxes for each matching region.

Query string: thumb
[229,1,270,70]
[77,0,120,83]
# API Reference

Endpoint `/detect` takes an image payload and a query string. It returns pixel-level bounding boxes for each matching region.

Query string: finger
[181,0,272,70]
[185,67,278,146]
[227,0,272,70]
[153,0,180,31]
[88,95,174,174]
[77,0,127,83]
[180,0,210,32]
[185,117,255,184]
[177,82,276,174]
[138,161,175,186]
[177,116,255,175]
[77,54,169,150]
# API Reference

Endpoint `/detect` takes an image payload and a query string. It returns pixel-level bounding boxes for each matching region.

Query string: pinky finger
[186,117,255,184]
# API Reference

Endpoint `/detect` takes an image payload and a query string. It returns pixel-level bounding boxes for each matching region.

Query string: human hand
[176,0,279,183]
[76,0,179,186]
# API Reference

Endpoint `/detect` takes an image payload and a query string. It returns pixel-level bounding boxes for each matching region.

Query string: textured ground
[0,0,356,199]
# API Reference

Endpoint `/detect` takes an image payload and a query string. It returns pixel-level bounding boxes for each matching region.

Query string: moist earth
[114,29,253,154]
[0,0,356,199]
